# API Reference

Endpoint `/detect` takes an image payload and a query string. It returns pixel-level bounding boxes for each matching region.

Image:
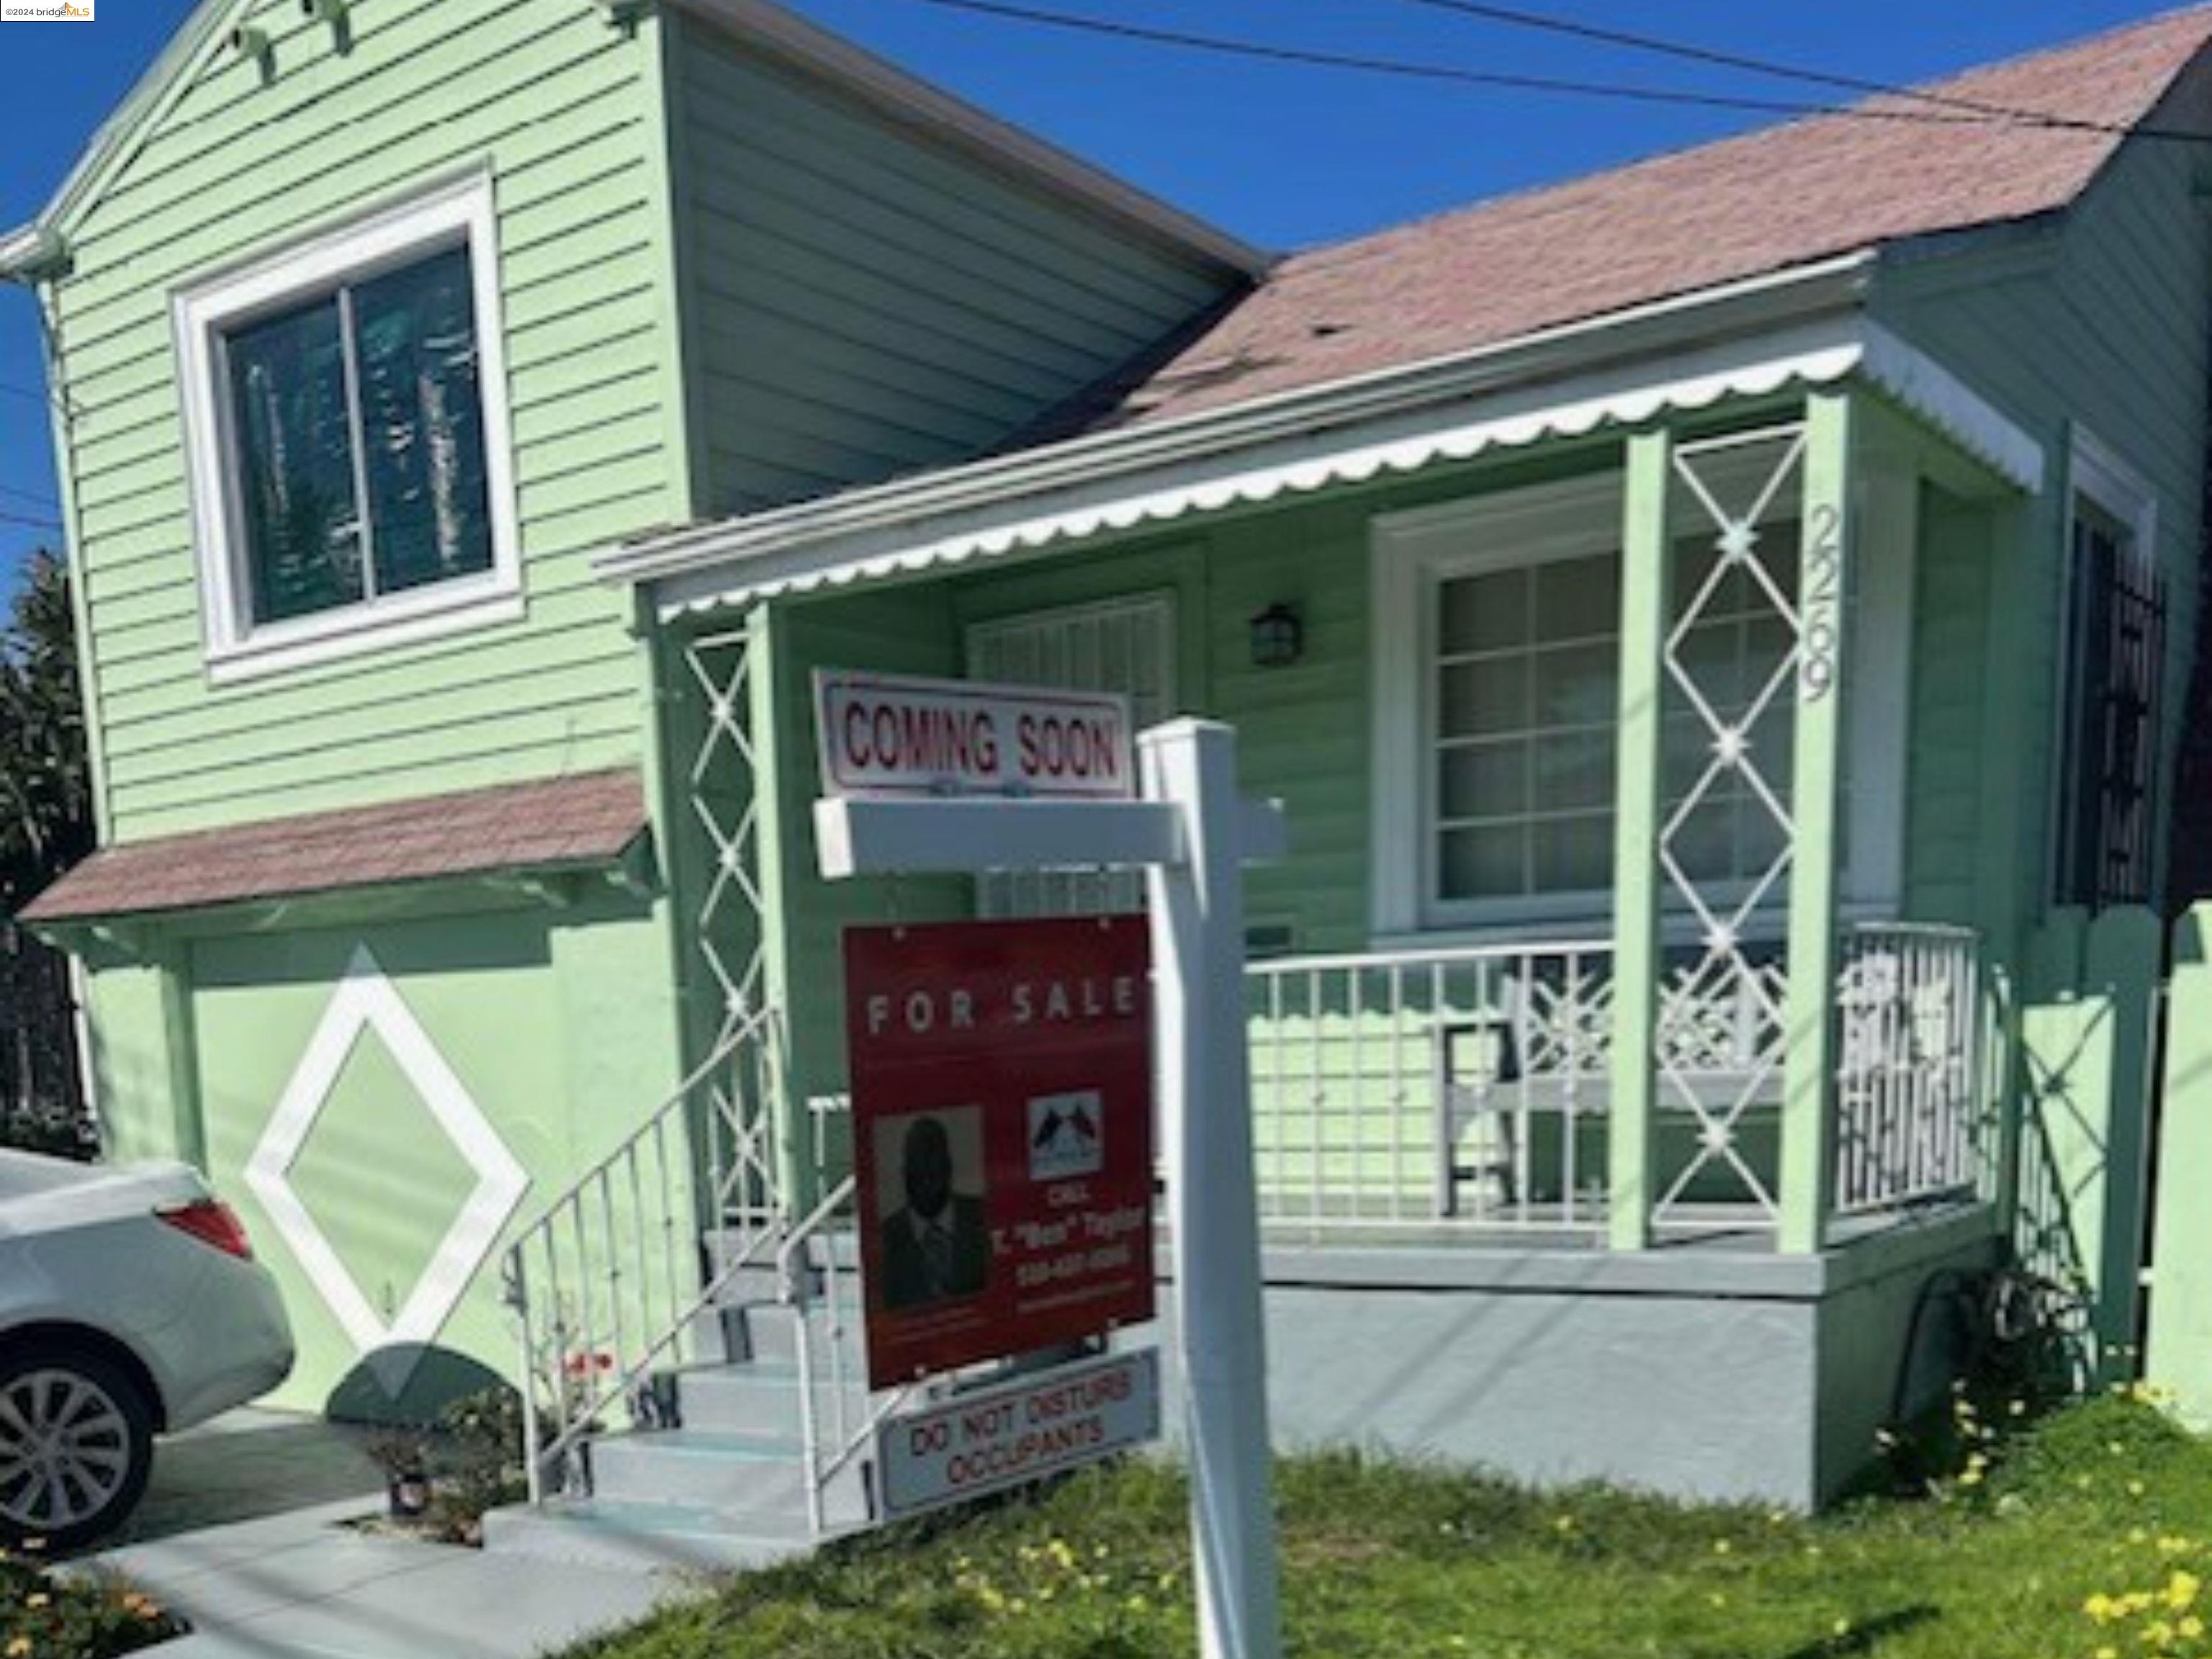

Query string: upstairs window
[176,176,520,682]
[2054,433,2166,910]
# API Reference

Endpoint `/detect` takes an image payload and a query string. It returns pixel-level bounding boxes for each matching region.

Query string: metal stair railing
[777,1172,920,1536]
[503,1010,786,1503]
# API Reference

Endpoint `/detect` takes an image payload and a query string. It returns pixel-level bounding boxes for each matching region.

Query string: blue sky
[0,0,2180,584]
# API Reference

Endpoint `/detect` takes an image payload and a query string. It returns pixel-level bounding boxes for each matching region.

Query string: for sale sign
[846,917,1156,1390]
[877,1349,1161,1520]
[814,670,1134,801]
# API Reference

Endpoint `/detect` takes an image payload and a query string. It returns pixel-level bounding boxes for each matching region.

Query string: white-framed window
[2051,428,2164,909]
[174,172,521,683]
[1370,465,1912,938]
[964,590,1177,917]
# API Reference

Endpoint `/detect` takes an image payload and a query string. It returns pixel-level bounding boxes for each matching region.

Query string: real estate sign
[876,1349,1161,1520]
[844,916,1156,1390]
[814,670,1134,800]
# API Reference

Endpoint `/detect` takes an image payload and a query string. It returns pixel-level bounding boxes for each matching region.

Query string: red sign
[814,670,1135,801]
[845,917,1156,1389]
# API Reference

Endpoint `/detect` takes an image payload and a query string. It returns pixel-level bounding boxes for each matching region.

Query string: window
[1430,529,1802,910]
[965,592,1176,917]
[175,175,520,681]
[1372,468,1910,936]
[2053,432,2165,910]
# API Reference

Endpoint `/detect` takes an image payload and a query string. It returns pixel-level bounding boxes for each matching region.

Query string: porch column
[743,598,810,1216]
[1778,390,1856,1254]
[1608,428,1673,1251]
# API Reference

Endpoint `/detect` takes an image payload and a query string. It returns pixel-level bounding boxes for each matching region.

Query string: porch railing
[1833,923,1988,1215]
[1245,923,1989,1233]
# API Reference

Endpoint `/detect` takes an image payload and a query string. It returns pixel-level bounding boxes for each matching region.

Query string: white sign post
[815,714,1285,1659]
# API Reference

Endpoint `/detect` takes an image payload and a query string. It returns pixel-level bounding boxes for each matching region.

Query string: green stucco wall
[100,891,687,1416]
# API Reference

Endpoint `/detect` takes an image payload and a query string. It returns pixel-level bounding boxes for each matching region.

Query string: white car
[0,1149,294,1549]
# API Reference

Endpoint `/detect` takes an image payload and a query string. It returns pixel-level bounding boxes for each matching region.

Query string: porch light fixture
[1249,602,1303,668]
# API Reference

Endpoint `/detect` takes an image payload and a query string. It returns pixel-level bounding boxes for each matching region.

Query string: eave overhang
[604,252,2044,619]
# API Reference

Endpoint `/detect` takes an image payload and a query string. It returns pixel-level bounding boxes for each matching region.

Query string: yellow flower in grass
[2180,1615,2204,1640]
[2087,1593,2121,1622]
[2167,1570,2202,1611]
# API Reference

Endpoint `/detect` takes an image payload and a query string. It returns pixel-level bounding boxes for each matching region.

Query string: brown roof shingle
[19,768,649,924]
[1094,7,2212,431]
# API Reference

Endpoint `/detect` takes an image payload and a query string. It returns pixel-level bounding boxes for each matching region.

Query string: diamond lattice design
[683,627,781,1226]
[1651,428,1809,1220]
[244,945,529,1395]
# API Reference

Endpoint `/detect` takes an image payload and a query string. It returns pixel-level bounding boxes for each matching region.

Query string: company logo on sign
[815,670,1134,801]
[1028,1090,1104,1181]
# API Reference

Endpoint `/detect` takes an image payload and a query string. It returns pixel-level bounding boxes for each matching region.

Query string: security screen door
[963,592,1177,917]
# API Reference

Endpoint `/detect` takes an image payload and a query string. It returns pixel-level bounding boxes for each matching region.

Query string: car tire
[0,1346,156,1552]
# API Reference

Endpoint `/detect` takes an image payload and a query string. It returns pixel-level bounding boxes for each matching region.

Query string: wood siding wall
[52,0,681,845]
[1873,63,2212,943]
[668,14,1242,516]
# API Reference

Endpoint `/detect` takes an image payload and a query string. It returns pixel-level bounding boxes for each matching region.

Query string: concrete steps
[485,1241,873,1574]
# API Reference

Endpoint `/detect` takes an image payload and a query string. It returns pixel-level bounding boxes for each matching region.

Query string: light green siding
[1872,63,2212,948]
[667,11,1244,515]
[51,0,681,845]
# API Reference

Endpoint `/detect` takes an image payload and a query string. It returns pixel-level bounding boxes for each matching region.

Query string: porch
[652,367,2029,1259]
[497,332,2051,1547]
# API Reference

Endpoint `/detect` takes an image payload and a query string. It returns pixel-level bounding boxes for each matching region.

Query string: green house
[6,0,2206,1557]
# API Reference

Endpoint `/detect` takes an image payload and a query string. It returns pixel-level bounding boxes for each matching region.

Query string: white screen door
[965,592,1177,916]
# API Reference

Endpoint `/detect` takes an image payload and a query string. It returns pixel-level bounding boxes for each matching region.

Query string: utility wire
[906,0,2212,142]
[0,510,61,534]
[1389,0,2131,133]
[0,484,57,513]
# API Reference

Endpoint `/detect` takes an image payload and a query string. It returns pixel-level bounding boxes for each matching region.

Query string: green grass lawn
[557,1393,2212,1659]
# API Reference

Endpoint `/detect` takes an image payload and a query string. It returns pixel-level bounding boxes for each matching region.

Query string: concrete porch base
[1150,1204,1999,1510]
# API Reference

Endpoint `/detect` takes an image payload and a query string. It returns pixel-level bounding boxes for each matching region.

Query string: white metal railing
[775,1168,915,1536]
[503,1011,785,1503]
[1244,925,1987,1232]
[1248,940,1614,1231]
[1833,923,1987,1215]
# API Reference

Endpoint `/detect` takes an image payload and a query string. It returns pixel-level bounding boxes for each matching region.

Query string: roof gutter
[0,223,66,282]
[599,248,1880,594]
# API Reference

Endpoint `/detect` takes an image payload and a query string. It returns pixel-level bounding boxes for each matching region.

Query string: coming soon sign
[814,670,1134,801]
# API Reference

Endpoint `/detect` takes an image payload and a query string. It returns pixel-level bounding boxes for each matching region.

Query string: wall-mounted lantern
[1248,603,1304,669]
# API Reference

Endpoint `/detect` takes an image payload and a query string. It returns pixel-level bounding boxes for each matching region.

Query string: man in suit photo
[878,1111,991,1311]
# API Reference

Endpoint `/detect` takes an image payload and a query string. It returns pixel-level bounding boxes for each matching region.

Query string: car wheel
[0,1349,155,1552]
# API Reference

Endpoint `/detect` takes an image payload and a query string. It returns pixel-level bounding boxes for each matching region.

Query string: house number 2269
[1799,503,1843,702]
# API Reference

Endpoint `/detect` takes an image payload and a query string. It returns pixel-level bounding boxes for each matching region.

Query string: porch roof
[610,307,2044,619]
[16,769,649,926]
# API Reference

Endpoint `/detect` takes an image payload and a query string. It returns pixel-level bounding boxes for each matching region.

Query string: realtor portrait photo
[873,1108,991,1312]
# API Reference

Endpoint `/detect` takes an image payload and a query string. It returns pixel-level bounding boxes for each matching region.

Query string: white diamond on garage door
[243,944,529,1394]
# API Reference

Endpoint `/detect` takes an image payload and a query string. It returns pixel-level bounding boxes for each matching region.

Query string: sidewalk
[84,1413,692,1659]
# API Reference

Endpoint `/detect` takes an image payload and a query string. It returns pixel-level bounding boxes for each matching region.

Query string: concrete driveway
[83,1411,693,1659]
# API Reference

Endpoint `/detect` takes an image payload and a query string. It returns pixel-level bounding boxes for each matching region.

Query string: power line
[0,483,58,513]
[903,0,2212,142]
[0,510,61,534]
[1388,0,2132,134]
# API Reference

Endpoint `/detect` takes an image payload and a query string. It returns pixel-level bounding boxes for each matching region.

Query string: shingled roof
[18,769,649,924]
[1083,6,2212,433]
